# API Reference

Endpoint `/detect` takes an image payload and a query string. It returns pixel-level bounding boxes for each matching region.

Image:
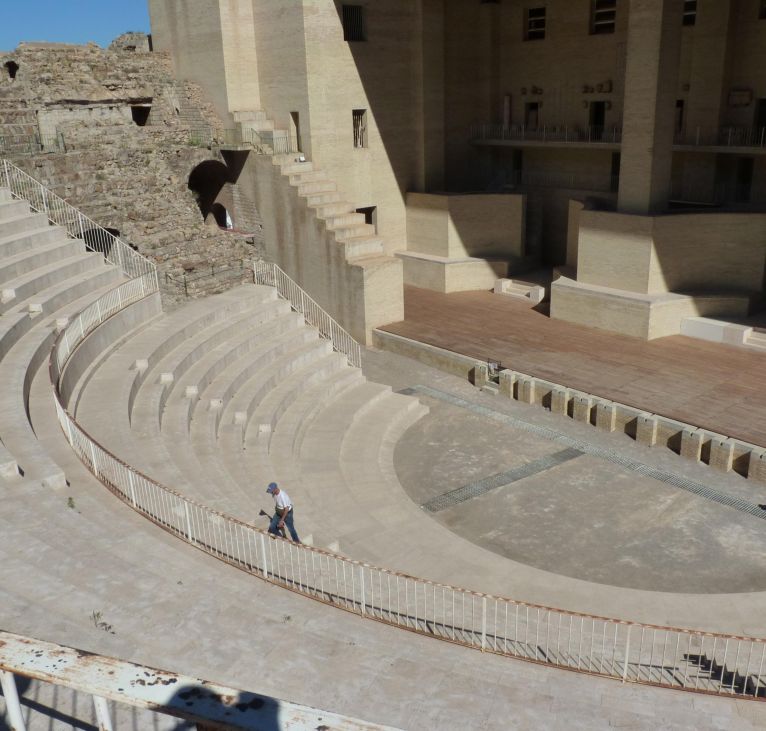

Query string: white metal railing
[26,162,764,700]
[471,123,623,145]
[221,127,298,155]
[254,260,362,368]
[48,276,766,699]
[0,630,393,731]
[0,158,157,284]
[675,126,766,149]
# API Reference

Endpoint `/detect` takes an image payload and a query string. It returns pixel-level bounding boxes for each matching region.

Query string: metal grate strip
[410,385,766,520]
[422,448,583,513]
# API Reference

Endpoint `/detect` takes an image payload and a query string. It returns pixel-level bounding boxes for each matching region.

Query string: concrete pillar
[749,449,766,484]
[636,413,659,446]
[499,369,517,398]
[595,400,618,432]
[710,437,735,472]
[474,362,489,388]
[551,387,570,415]
[680,427,703,461]
[518,376,536,404]
[617,0,684,214]
[573,396,594,423]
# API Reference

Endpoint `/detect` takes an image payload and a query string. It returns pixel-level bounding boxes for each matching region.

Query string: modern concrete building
[149,0,766,341]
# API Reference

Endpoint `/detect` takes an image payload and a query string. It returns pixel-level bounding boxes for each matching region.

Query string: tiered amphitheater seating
[72,275,426,552]
[0,187,121,487]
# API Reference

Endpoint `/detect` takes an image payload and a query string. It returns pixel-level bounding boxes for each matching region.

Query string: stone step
[0,197,31,221]
[332,223,376,241]
[288,170,329,185]
[0,251,106,316]
[342,236,385,259]
[326,212,366,230]
[0,212,52,242]
[304,191,343,206]
[312,201,355,219]
[297,180,337,196]
[280,161,315,175]
[0,236,83,286]
[0,188,11,201]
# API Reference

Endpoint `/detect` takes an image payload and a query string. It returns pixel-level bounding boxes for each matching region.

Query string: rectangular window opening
[525,7,546,41]
[683,0,697,26]
[353,109,368,148]
[356,206,377,232]
[343,5,366,42]
[760,0,766,19]
[591,0,616,35]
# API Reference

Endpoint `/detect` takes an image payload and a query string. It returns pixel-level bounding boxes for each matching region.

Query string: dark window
[591,0,616,34]
[342,5,366,41]
[353,109,368,148]
[4,61,19,80]
[525,7,546,40]
[683,0,697,26]
[675,99,685,134]
[356,206,377,232]
[131,105,151,126]
[760,0,766,19]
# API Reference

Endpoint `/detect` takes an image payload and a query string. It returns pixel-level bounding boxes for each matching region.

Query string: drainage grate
[423,448,583,513]
[411,385,766,521]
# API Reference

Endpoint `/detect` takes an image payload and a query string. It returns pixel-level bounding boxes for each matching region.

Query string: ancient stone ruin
[0,41,263,304]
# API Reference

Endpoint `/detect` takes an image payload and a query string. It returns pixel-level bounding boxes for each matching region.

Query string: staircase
[229,111,386,264]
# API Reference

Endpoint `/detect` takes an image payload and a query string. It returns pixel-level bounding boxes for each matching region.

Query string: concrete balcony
[470,123,622,150]
[674,126,766,154]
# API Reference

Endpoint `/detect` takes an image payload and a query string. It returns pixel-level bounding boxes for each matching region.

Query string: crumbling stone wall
[0,42,264,305]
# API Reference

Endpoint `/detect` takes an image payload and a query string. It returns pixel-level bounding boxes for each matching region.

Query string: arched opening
[4,61,19,80]
[131,105,151,126]
[210,202,233,229]
[188,160,233,225]
[82,227,121,258]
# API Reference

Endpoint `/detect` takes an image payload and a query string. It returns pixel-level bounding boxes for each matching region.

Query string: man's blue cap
[266,482,278,494]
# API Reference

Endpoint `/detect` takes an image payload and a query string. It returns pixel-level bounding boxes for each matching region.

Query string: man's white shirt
[274,490,292,512]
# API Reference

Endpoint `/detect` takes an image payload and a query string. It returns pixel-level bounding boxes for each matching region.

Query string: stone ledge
[373,328,766,484]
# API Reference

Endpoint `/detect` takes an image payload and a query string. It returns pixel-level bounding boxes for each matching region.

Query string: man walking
[266,482,300,542]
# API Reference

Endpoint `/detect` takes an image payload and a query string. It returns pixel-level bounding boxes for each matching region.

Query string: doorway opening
[755,99,766,145]
[290,112,302,153]
[589,101,606,140]
[525,102,540,130]
[735,157,754,202]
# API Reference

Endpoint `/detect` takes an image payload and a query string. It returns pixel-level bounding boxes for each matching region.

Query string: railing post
[260,533,269,579]
[1,158,9,190]
[481,596,487,650]
[360,566,366,615]
[184,502,193,541]
[0,670,27,731]
[622,626,632,683]
[93,695,114,731]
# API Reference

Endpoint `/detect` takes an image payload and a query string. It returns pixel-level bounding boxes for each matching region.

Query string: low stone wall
[374,329,766,484]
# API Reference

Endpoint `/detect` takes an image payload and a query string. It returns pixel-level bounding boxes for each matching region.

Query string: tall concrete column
[617,0,684,214]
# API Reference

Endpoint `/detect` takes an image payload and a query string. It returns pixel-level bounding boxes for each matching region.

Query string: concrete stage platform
[379,286,766,448]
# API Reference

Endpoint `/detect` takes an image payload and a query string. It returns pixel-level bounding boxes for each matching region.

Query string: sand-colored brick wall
[577,208,766,294]
[406,192,525,260]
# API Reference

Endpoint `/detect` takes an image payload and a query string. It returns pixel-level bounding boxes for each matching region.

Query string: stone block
[160,372,174,385]
[55,317,69,332]
[572,395,593,423]
[209,398,223,411]
[551,387,570,415]
[680,428,703,461]
[184,385,198,399]
[1,288,15,304]
[636,414,659,447]
[595,400,617,432]
[134,358,148,373]
[748,449,766,483]
[234,411,247,425]
[518,376,536,404]
[28,303,43,316]
[710,437,735,472]
[474,362,488,389]
[498,369,517,398]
